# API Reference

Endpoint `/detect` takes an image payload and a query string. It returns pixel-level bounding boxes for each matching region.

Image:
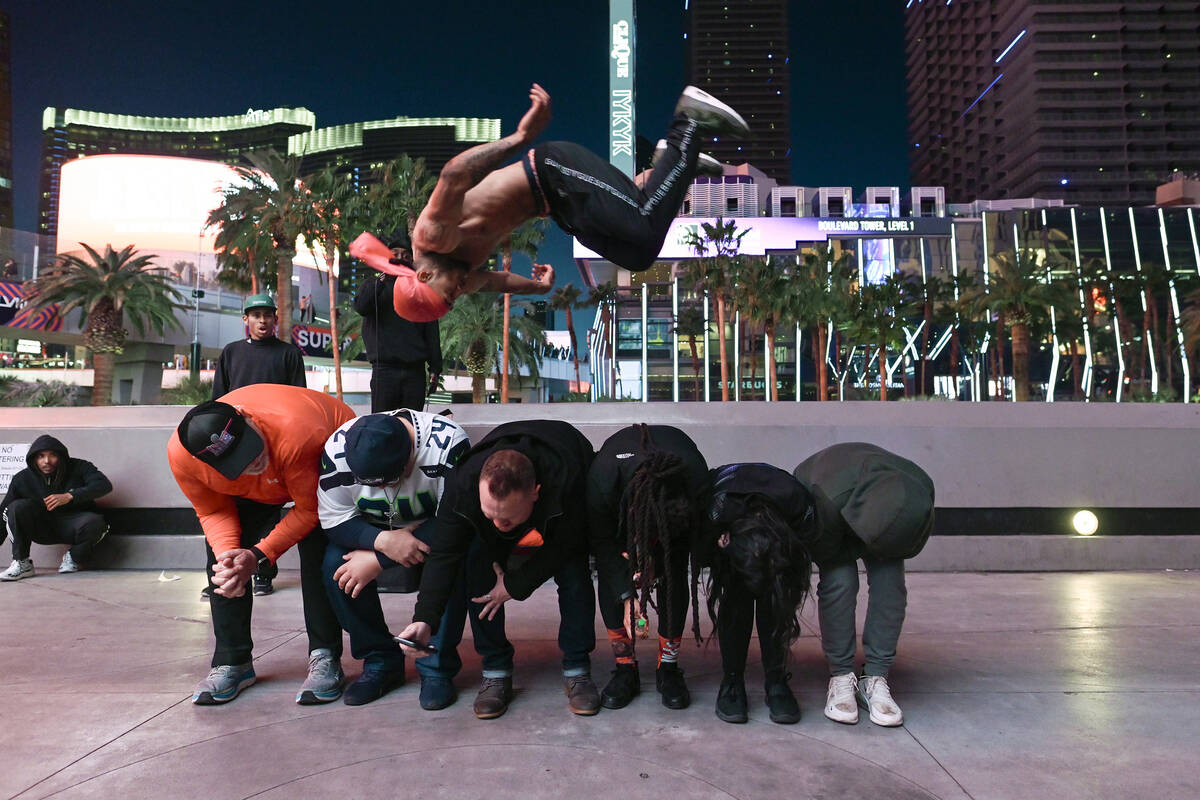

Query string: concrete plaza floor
[1,568,1197,800]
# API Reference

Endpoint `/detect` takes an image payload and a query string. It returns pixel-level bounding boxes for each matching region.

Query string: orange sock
[607,628,636,665]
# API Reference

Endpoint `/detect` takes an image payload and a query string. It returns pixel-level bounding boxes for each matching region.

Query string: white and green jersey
[317,409,470,531]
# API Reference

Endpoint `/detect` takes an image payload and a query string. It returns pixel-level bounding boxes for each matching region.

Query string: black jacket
[412,420,594,631]
[354,275,442,371]
[708,462,852,566]
[212,337,306,398]
[586,425,711,600]
[0,434,113,516]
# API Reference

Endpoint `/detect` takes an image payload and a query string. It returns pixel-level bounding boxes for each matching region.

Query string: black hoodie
[412,419,594,631]
[0,434,113,516]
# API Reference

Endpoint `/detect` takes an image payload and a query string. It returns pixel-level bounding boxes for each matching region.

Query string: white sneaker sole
[193,673,256,705]
[675,86,750,138]
[824,703,859,724]
[857,691,904,727]
[653,140,724,177]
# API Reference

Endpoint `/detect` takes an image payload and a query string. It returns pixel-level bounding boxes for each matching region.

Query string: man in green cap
[209,293,308,596]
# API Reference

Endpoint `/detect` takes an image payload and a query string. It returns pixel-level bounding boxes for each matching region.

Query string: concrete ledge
[908,534,1200,571]
[26,533,1200,573]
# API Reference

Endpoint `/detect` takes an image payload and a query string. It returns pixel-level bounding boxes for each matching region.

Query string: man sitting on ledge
[1,434,111,580]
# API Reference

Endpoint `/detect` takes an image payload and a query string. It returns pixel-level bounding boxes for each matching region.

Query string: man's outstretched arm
[464,263,555,295]
[414,84,552,253]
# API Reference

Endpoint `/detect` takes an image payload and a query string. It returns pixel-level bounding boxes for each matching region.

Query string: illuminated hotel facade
[906,0,1200,207]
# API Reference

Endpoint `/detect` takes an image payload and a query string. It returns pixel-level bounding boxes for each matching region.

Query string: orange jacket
[167,385,355,562]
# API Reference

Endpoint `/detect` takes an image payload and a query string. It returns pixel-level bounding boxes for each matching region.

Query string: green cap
[243,294,276,314]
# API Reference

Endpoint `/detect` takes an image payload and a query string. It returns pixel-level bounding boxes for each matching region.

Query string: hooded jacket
[353,274,443,371]
[793,442,935,562]
[0,435,112,516]
[412,419,594,632]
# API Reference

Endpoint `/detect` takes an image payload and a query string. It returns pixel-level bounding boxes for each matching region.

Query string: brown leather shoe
[473,676,514,719]
[564,674,600,716]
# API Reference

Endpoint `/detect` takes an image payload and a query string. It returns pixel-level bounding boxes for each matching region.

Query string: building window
[920,198,936,217]
[727,197,739,213]
[780,197,797,217]
[828,198,844,217]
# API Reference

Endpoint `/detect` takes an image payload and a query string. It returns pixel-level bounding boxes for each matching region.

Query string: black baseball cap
[177,401,265,480]
[344,414,413,486]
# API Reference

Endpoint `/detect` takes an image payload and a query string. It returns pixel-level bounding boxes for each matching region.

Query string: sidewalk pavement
[1,569,1197,800]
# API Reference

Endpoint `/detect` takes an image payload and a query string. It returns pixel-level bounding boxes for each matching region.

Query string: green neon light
[44,107,316,133]
[288,117,501,155]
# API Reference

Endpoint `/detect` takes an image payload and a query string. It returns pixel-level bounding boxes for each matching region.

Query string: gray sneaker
[654,139,724,177]
[1,558,33,581]
[58,552,79,573]
[296,648,344,705]
[675,86,750,138]
[193,662,256,705]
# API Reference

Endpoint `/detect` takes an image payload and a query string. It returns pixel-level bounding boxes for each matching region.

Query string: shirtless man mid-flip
[350,83,749,322]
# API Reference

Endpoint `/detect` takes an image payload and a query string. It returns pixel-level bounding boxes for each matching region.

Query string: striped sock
[607,628,636,666]
[658,636,682,666]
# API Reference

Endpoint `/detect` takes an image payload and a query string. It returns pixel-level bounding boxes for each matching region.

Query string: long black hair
[620,426,699,641]
[705,497,813,651]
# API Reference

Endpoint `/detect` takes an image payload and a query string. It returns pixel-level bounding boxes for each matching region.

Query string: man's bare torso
[418,162,537,268]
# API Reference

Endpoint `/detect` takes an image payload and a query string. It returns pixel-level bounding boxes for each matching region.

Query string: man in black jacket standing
[212,294,307,399]
[353,231,441,412]
[395,420,598,719]
[1,435,112,580]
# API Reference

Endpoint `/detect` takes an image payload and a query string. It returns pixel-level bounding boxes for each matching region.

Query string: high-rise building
[686,0,791,183]
[0,11,13,229]
[289,116,498,185]
[38,107,315,237]
[907,1,1200,206]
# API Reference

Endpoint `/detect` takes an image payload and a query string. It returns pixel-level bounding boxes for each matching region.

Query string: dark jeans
[321,522,476,681]
[716,577,788,683]
[3,498,107,562]
[370,363,427,413]
[534,115,700,272]
[206,501,342,667]
[472,547,596,676]
[597,542,690,642]
[817,557,907,678]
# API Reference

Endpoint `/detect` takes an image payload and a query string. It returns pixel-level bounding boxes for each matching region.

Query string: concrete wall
[2,401,1197,570]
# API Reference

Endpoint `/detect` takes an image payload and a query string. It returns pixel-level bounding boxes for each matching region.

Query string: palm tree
[901,272,951,396]
[439,293,546,403]
[498,219,547,402]
[732,255,790,401]
[347,155,437,241]
[681,218,747,401]
[29,244,184,406]
[550,283,584,395]
[839,274,907,402]
[673,305,706,400]
[298,166,355,399]
[981,248,1071,401]
[800,246,855,401]
[207,149,307,340]
[582,280,618,399]
[207,197,275,295]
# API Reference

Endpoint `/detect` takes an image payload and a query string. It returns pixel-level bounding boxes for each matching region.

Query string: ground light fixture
[1072,510,1099,536]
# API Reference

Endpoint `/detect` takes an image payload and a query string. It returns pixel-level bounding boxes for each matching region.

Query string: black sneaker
[715,673,748,723]
[674,86,751,138]
[600,663,641,709]
[655,663,691,710]
[765,673,801,724]
[252,574,274,596]
[653,139,724,177]
[343,660,406,706]
[200,584,213,599]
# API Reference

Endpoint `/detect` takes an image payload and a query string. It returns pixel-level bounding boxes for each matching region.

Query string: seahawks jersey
[317,409,470,531]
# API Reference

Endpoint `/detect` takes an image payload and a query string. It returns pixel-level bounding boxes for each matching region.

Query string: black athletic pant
[3,498,107,562]
[716,578,789,683]
[533,115,700,272]
[206,500,342,667]
[369,363,426,412]
[597,541,691,640]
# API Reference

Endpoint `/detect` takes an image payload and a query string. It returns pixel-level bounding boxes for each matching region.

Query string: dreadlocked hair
[705,498,813,653]
[621,429,696,643]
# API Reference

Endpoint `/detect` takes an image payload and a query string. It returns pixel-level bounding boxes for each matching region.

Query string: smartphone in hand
[394,635,438,654]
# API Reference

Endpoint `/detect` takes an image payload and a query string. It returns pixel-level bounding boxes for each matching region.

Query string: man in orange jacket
[168,384,354,705]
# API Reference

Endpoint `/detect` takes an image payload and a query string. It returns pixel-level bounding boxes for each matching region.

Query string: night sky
[7,0,907,281]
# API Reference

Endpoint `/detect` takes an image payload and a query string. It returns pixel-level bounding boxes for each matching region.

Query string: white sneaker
[675,86,751,138]
[59,552,79,573]
[857,675,904,727]
[653,139,724,178]
[824,672,859,724]
[1,558,34,581]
